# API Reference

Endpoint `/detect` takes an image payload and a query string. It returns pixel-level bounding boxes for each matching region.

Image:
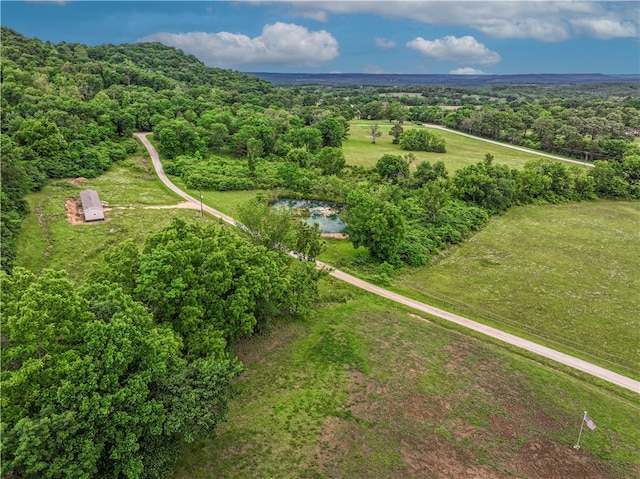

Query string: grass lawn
[169,281,640,479]
[166,174,264,220]
[344,120,579,172]
[319,200,640,380]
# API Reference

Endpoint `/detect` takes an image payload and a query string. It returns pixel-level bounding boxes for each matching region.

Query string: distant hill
[248,72,640,88]
[1,26,274,94]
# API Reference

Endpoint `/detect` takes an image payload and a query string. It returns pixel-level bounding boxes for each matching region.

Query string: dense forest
[1,26,639,478]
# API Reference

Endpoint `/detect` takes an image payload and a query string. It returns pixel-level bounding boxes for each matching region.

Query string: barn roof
[79,189,104,222]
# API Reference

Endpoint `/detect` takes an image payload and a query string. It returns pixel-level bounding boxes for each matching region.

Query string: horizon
[2,1,639,75]
[243,72,639,76]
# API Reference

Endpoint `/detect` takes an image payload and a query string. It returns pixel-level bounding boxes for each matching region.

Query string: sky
[2,1,639,75]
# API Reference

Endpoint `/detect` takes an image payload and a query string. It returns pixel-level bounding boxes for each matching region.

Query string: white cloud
[407,35,501,66]
[138,22,338,69]
[375,38,397,49]
[570,18,638,39]
[281,1,638,42]
[471,17,570,42]
[450,67,486,75]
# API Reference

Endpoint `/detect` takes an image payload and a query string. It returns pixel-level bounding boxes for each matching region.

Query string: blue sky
[3,1,639,74]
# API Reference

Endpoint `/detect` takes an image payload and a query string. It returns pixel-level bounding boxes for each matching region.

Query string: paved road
[423,124,595,168]
[135,132,638,394]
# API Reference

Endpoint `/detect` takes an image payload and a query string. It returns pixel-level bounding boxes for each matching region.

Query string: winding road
[134,132,638,394]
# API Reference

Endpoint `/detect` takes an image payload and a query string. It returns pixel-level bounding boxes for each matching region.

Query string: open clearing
[343,121,579,171]
[16,154,214,282]
[387,200,640,379]
[170,285,640,479]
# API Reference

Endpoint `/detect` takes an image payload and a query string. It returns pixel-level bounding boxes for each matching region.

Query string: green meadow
[343,120,578,171]
[390,200,639,380]
[16,130,634,382]
[15,153,212,283]
[317,200,639,381]
[169,283,640,478]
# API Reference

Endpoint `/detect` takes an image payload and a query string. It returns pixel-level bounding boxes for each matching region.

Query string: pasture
[320,200,640,380]
[16,133,635,381]
[169,283,640,478]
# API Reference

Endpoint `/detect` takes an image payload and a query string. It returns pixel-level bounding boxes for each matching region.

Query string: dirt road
[134,132,638,394]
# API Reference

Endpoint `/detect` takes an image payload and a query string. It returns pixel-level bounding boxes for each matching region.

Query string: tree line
[344,151,639,268]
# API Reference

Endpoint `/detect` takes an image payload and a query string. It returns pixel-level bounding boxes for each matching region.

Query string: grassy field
[169,282,640,479]
[343,120,577,172]
[15,153,213,283]
[319,200,640,380]
[17,137,635,380]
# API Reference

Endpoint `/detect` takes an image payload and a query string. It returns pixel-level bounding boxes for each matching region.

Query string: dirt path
[134,132,638,394]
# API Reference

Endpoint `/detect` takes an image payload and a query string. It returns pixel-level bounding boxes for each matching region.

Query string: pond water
[273,199,347,234]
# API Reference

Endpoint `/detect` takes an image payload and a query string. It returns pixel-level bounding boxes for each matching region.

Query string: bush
[399,129,446,153]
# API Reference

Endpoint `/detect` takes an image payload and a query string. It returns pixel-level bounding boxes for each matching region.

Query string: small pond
[272,199,347,234]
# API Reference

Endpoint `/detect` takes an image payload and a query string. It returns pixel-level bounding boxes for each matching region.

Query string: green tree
[237,197,294,251]
[1,268,242,479]
[451,155,516,213]
[285,147,312,168]
[316,116,349,148]
[314,147,346,176]
[398,128,446,153]
[247,137,264,161]
[293,221,326,262]
[345,187,406,263]
[287,127,323,153]
[369,123,382,144]
[522,158,574,202]
[375,154,410,183]
[412,160,448,188]
[418,181,450,221]
[389,121,404,144]
[589,160,629,198]
[360,100,384,120]
[384,102,408,123]
[207,123,230,150]
[157,127,180,159]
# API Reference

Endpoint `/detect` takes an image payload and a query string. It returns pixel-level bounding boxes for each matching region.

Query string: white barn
[79,189,105,222]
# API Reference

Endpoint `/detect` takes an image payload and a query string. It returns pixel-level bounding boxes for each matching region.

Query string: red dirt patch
[312,335,632,479]
[65,198,84,225]
[399,434,508,478]
[321,233,349,240]
[65,197,109,225]
[513,438,615,479]
[70,177,88,186]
